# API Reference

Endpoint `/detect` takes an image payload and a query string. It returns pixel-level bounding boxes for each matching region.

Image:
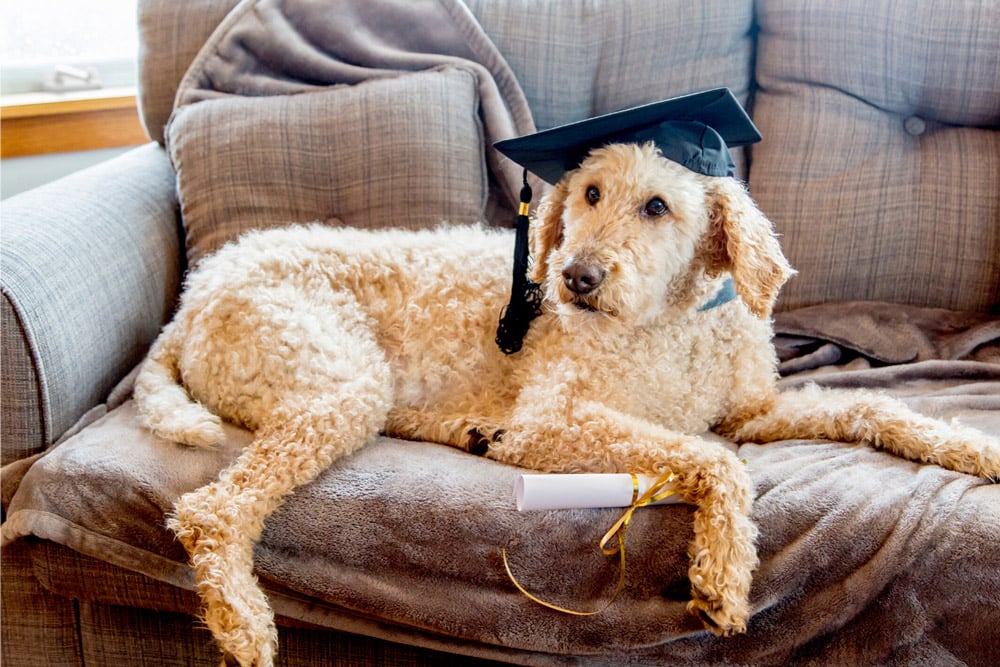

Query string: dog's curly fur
[134,143,1000,666]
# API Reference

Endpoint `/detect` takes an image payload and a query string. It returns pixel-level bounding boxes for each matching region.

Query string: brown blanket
[775,300,1000,373]
[3,302,998,665]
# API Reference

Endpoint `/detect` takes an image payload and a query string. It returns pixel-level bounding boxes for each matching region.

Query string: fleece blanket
[171,0,536,210]
[3,302,998,666]
[774,300,1000,374]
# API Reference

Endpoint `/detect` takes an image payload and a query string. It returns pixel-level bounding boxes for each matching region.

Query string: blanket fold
[775,301,1000,374]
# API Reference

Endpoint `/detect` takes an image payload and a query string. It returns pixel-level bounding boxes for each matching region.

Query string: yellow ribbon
[502,470,678,616]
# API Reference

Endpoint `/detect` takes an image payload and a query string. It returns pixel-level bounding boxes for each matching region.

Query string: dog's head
[529,142,794,325]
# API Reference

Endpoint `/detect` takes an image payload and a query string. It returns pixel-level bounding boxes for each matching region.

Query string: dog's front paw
[687,589,749,636]
[685,507,757,636]
[465,425,505,456]
[687,549,752,636]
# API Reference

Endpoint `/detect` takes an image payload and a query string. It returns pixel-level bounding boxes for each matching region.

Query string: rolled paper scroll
[514,473,684,511]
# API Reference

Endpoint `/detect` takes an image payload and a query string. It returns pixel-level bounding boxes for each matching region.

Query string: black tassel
[496,169,543,354]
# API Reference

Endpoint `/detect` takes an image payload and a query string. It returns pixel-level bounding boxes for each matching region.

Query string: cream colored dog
[135,142,1000,667]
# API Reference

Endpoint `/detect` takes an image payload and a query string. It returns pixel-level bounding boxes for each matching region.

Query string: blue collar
[697,277,737,312]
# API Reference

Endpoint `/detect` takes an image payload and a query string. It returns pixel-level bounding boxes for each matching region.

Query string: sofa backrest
[138,0,754,148]
[136,0,998,314]
[749,0,999,312]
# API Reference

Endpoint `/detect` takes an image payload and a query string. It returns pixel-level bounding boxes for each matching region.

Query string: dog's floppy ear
[704,178,795,318]
[528,179,568,285]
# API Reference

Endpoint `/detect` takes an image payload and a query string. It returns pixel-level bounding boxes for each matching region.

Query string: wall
[1,147,134,199]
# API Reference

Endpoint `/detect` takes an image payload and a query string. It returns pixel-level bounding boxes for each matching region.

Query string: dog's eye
[643,197,669,218]
[585,185,601,206]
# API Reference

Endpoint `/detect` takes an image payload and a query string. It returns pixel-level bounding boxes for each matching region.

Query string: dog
[134,141,1000,666]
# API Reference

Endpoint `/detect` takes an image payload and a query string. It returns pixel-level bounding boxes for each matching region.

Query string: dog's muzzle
[562,260,605,296]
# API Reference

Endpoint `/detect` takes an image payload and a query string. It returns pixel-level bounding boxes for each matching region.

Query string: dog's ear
[528,180,568,285]
[705,178,795,318]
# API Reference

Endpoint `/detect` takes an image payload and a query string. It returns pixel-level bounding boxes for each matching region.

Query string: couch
[3,0,998,665]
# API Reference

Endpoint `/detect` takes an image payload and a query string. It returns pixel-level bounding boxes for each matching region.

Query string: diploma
[514,473,684,511]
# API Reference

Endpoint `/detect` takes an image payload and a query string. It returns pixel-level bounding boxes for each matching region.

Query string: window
[1,0,147,164]
[1,0,138,95]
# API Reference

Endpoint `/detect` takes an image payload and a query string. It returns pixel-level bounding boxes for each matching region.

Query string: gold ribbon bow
[502,470,678,616]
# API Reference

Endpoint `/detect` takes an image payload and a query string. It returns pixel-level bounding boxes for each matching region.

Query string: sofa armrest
[1,143,182,464]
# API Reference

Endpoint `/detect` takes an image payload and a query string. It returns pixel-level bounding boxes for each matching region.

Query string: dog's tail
[133,322,225,448]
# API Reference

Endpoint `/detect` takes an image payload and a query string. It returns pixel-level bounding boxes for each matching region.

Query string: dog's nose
[562,261,605,295]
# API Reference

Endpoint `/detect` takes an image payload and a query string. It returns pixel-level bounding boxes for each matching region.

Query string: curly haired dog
[134,142,1000,667]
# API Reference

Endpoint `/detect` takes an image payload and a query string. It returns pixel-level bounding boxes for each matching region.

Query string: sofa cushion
[466,0,755,131]
[167,67,487,266]
[138,0,241,145]
[466,0,756,180]
[752,0,1000,313]
[138,0,757,160]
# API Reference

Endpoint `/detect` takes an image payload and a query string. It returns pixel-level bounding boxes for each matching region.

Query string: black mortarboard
[493,88,761,355]
[494,87,761,184]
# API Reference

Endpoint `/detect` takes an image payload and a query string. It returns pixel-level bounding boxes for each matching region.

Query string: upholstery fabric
[168,67,488,266]
[466,0,755,130]
[75,599,507,667]
[0,295,45,465]
[0,144,181,456]
[137,0,241,144]
[137,0,756,155]
[752,0,1000,313]
[0,541,82,667]
[466,0,755,179]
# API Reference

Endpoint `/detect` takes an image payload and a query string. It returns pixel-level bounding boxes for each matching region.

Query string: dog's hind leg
[170,371,391,667]
[166,285,394,667]
[725,384,1000,481]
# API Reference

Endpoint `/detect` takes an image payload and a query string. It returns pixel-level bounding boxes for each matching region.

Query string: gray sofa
[3,1,998,665]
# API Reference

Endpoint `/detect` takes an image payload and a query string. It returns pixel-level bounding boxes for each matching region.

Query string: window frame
[1,87,149,158]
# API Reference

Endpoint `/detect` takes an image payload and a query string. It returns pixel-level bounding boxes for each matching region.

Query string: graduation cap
[495,87,761,184]
[493,88,761,354]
